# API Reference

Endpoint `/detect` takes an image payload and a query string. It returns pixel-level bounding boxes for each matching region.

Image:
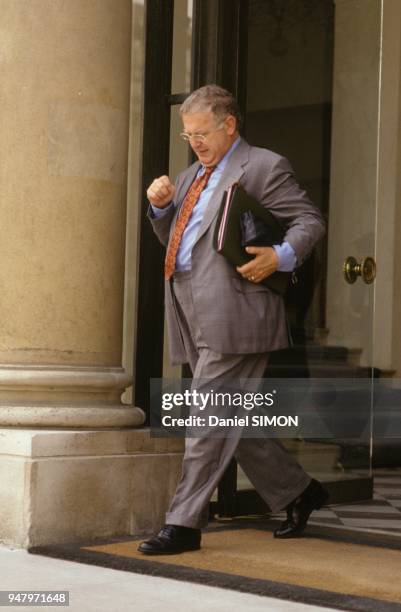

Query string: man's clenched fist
[147,175,176,208]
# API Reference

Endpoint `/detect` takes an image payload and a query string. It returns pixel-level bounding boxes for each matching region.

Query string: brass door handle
[343,256,376,284]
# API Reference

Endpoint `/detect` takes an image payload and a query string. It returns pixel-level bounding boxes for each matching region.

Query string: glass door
[215,0,382,513]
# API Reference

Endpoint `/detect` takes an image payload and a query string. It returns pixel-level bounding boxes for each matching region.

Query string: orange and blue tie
[164,166,215,280]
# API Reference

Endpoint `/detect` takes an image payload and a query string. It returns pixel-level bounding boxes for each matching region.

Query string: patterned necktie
[164,165,215,280]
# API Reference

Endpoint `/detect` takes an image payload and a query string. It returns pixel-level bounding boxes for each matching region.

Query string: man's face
[181,111,237,167]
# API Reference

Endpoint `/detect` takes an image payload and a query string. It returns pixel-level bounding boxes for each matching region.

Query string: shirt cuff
[150,202,173,218]
[273,242,298,272]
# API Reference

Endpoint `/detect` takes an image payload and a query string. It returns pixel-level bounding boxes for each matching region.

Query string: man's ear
[225,115,237,135]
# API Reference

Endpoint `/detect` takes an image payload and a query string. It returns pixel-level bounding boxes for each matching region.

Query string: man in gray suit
[139,85,328,555]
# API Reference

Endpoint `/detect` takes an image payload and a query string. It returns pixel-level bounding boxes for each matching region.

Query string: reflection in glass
[162,0,193,379]
[171,0,193,93]
[235,0,382,501]
[162,105,192,380]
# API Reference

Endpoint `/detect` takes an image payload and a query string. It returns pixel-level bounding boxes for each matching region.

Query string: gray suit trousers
[165,271,311,529]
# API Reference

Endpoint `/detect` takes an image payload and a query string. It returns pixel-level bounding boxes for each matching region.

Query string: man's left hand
[236,246,279,283]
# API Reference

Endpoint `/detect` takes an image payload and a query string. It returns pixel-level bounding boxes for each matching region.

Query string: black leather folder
[214,183,291,295]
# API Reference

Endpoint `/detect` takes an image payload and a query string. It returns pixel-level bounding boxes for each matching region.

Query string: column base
[0,428,184,548]
[0,405,144,428]
[0,365,145,427]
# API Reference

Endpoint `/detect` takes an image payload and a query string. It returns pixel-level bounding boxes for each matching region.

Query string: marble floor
[271,468,401,536]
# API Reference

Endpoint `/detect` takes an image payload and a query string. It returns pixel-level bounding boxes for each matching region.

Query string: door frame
[135,0,376,517]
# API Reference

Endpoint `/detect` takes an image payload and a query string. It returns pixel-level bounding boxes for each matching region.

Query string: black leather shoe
[274,479,329,539]
[138,524,201,555]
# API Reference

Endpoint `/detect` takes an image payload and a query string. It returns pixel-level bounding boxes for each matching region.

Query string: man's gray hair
[180,84,243,130]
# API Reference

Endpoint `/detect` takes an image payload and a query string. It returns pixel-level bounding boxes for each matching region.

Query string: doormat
[29,521,401,612]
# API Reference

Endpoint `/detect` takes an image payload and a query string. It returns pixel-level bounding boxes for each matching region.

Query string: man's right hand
[147,175,176,208]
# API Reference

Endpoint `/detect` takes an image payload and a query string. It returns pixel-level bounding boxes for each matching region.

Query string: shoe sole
[138,544,201,555]
[274,487,330,539]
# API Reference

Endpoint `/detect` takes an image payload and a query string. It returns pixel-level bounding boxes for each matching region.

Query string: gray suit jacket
[149,139,325,365]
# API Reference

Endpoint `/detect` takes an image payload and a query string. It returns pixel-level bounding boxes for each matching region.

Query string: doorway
[136,0,382,514]
[192,0,380,512]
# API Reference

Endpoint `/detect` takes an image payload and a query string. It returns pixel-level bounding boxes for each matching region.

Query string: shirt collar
[199,136,242,174]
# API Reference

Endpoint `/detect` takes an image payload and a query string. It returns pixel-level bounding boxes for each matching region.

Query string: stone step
[265,363,377,378]
[270,344,356,365]
[282,439,343,472]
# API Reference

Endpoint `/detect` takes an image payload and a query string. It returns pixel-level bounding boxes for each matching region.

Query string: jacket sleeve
[147,202,176,247]
[146,172,184,247]
[259,154,326,266]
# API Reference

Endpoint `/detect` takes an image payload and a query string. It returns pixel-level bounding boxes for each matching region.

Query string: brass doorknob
[343,256,376,284]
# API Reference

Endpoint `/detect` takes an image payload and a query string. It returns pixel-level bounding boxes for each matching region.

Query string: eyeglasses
[179,124,225,143]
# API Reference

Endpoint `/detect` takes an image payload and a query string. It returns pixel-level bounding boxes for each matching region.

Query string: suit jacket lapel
[169,161,201,236]
[194,139,250,245]
[175,161,201,208]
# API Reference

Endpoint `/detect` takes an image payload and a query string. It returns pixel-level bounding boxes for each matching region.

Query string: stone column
[0,0,141,426]
[0,0,185,549]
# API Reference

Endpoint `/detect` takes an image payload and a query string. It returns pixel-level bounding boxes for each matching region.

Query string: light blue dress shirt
[151,137,297,272]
